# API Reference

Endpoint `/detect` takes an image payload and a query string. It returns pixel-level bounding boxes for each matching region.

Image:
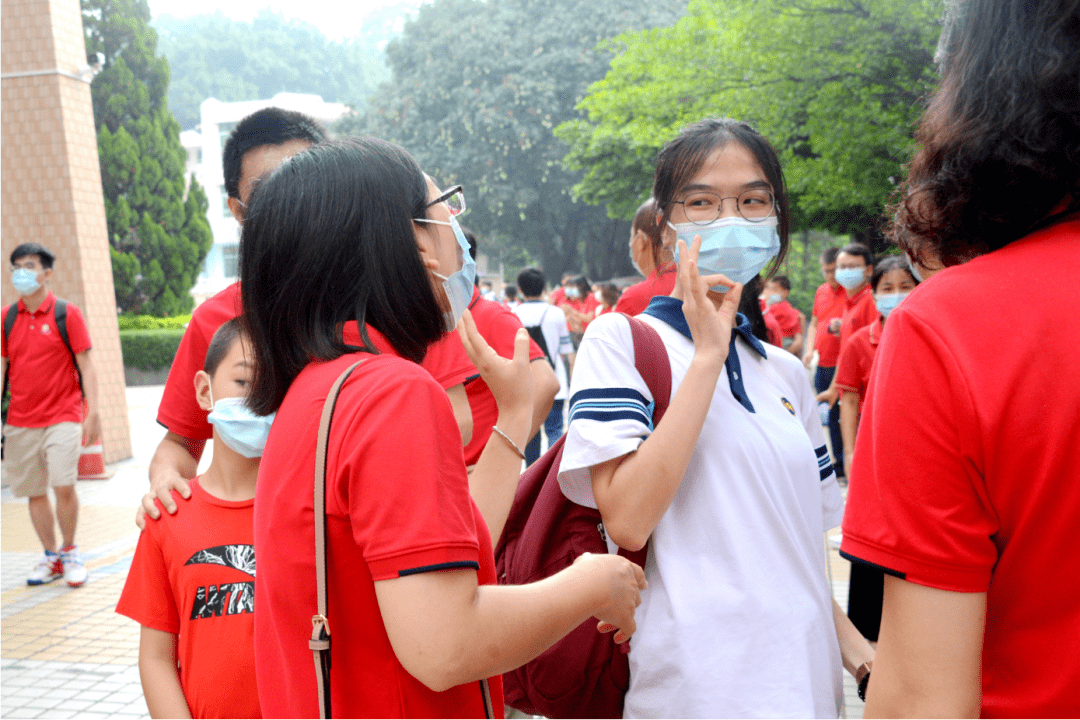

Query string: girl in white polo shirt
[558,118,875,718]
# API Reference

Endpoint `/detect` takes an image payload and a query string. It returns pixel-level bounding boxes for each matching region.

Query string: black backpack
[523,305,554,368]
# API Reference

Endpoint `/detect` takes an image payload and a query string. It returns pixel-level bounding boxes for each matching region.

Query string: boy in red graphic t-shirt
[117,319,264,719]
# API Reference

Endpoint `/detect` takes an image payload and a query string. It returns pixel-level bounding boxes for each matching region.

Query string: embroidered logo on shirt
[40,323,51,335]
[185,544,256,619]
[780,397,796,416]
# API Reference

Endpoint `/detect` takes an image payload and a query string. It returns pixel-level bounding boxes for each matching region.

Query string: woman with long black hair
[238,136,646,718]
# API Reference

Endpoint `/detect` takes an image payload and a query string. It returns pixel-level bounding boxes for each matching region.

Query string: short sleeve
[558,314,653,509]
[63,304,92,354]
[1,304,9,358]
[841,308,997,592]
[834,338,861,395]
[328,364,481,581]
[115,516,181,633]
[548,308,572,354]
[422,332,476,388]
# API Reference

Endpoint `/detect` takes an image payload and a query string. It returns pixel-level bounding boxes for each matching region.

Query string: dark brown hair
[890,0,1080,266]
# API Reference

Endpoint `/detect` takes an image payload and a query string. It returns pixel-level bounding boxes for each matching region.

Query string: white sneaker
[27,552,63,585]
[60,546,88,587]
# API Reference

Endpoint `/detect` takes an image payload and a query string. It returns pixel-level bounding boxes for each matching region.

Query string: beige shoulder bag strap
[311,359,366,720]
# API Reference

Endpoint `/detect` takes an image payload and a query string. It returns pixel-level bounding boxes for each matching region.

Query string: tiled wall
[2,0,132,463]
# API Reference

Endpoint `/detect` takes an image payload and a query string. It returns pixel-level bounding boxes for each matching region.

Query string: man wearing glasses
[3,243,100,587]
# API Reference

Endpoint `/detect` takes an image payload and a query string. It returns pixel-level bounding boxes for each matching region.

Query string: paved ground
[1,384,865,718]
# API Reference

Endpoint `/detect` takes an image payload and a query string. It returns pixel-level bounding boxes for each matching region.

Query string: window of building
[222,244,240,279]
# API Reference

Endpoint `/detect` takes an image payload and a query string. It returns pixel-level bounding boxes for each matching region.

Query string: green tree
[155,10,389,130]
[84,0,213,316]
[357,0,685,281]
[558,0,941,251]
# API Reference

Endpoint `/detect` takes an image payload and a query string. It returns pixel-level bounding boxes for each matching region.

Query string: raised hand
[676,236,743,365]
[457,309,534,422]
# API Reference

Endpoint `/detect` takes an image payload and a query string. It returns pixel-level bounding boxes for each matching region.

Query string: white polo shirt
[558,296,844,719]
[513,300,573,400]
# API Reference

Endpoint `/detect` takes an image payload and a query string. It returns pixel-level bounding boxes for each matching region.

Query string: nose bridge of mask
[670,216,780,289]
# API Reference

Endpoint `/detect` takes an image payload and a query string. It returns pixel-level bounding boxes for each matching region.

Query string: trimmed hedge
[120,329,185,371]
[117,314,191,331]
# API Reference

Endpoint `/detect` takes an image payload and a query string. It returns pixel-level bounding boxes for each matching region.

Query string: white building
[182,93,350,302]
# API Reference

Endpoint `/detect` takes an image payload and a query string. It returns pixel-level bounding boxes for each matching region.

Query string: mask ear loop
[207,385,216,412]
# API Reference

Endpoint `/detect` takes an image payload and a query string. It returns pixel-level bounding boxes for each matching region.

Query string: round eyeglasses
[424,185,466,217]
[672,188,775,224]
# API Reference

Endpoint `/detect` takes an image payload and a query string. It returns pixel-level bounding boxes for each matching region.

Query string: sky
[146,0,425,41]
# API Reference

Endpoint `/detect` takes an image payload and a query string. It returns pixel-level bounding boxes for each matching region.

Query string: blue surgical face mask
[11,268,41,296]
[834,267,867,291]
[207,392,274,459]
[765,293,783,306]
[565,286,581,299]
[875,292,910,319]
[668,216,780,291]
[419,215,476,331]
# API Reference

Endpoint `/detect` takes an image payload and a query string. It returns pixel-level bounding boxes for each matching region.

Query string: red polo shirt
[613,265,677,317]
[462,288,545,466]
[560,295,600,333]
[811,282,846,367]
[2,292,91,427]
[834,319,881,415]
[254,327,503,718]
[549,287,566,306]
[157,282,475,442]
[839,283,879,351]
[841,217,1080,717]
[766,299,801,338]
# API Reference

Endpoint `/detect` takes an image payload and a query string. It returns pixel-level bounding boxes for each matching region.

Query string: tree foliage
[355,0,685,282]
[154,10,390,130]
[558,0,942,249]
[84,0,213,316]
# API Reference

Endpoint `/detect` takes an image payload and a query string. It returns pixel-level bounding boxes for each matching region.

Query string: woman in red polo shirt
[238,137,646,719]
[833,255,918,645]
[840,0,1080,714]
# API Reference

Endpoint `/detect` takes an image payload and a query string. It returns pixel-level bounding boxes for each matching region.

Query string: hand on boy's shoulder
[142,486,196,531]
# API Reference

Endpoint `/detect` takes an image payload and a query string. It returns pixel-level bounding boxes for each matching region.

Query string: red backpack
[495,315,671,718]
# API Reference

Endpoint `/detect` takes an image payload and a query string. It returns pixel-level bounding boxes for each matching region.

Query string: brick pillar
[2,0,132,463]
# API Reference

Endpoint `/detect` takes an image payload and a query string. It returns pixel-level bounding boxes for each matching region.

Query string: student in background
[803,247,846,478]
[503,285,520,308]
[594,283,620,317]
[3,243,99,588]
[514,268,574,465]
[558,274,598,349]
[614,199,677,316]
[833,255,918,645]
[761,274,803,355]
[117,319,263,719]
[842,1,1080,714]
[815,243,878,418]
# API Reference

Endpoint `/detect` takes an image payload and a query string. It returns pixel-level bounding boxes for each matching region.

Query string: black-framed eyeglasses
[673,188,775,224]
[424,185,466,217]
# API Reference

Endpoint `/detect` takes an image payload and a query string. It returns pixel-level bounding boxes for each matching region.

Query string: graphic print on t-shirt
[184,544,255,620]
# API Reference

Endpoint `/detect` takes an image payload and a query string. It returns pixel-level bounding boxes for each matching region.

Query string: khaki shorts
[3,423,82,498]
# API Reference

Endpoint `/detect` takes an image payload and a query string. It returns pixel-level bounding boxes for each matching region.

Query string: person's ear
[865,265,874,280]
[227,196,245,225]
[41,267,53,284]
[413,221,441,273]
[195,370,214,411]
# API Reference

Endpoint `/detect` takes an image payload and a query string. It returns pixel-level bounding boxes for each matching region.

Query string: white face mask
[416,215,476,331]
[11,268,41,295]
[668,216,781,291]
[207,390,275,458]
[594,290,603,303]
